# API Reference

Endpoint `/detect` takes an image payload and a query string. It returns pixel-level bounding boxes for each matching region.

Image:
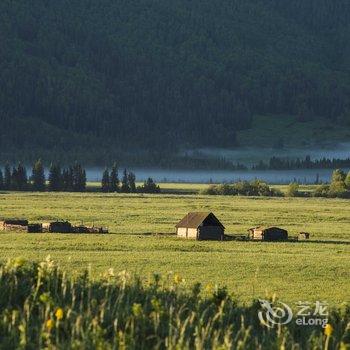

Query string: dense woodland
[0,0,350,164]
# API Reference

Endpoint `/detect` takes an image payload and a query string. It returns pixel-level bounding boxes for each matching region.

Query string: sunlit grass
[0,191,349,305]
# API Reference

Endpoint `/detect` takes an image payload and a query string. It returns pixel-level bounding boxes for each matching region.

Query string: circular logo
[258,299,293,328]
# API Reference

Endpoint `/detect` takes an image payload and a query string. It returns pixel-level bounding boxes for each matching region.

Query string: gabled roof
[248,226,287,232]
[175,212,225,229]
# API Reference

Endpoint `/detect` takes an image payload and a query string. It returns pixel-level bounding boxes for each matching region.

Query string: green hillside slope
[0,0,349,163]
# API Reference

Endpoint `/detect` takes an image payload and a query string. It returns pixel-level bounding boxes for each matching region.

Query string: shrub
[286,182,300,197]
[313,184,330,198]
[201,180,283,197]
[137,177,161,193]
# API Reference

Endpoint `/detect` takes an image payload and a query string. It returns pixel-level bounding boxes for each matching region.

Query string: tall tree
[110,163,119,192]
[32,159,46,191]
[128,172,136,193]
[0,169,3,190]
[62,167,73,191]
[15,163,28,191]
[48,163,62,191]
[121,169,130,193]
[4,163,11,190]
[72,163,86,192]
[11,167,17,190]
[101,169,110,193]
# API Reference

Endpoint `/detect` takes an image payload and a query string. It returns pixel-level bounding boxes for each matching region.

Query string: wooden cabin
[42,221,72,233]
[27,223,43,233]
[175,212,225,240]
[0,219,28,231]
[248,226,288,241]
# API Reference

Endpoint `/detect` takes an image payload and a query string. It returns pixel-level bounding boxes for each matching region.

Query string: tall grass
[0,257,349,349]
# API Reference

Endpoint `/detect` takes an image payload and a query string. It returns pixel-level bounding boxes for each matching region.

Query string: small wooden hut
[175,212,225,240]
[0,219,28,231]
[27,223,43,233]
[248,226,288,241]
[42,221,72,233]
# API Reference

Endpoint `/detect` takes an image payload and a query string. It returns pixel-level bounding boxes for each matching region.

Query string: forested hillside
[0,0,349,164]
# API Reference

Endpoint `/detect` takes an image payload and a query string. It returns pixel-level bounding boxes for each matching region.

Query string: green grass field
[0,190,349,305]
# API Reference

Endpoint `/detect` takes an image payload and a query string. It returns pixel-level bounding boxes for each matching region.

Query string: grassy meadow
[0,188,349,306]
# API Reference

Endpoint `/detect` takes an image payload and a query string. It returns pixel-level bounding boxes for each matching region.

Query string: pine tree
[0,169,4,190]
[101,169,110,192]
[4,163,11,190]
[110,163,119,192]
[80,168,87,192]
[32,159,46,191]
[48,163,62,191]
[16,163,28,190]
[72,163,86,192]
[62,167,74,191]
[121,169,130,193]
[128,171,136,193]
[11,167,18,190]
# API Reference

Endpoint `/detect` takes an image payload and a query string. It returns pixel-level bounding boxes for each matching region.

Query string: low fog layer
[184,143,350,166]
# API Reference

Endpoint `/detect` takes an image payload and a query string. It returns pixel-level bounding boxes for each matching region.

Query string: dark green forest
[1,0,350,164]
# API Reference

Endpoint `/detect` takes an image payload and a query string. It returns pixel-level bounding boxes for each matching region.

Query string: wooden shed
[0,219,28,231]
[42,221,72,233]
[248,226,288,241]
[175,212,225,240]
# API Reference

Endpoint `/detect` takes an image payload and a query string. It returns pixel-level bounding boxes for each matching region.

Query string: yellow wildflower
[55,308,64,320]
[324,324,333,337]
[46,319,55,331]
[205,283,213,293]
[174,274,180,284]
[174,273,184,284]
[132,303,143,317]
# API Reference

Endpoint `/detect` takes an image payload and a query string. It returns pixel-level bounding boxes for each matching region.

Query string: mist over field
[185,142,350,165]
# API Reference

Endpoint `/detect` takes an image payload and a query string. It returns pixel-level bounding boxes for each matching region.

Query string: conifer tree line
[101,165,160,193]
[0,160,86,192]
[0,160,160,193]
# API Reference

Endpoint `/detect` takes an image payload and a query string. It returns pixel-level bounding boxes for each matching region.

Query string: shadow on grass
[225,234,350,245]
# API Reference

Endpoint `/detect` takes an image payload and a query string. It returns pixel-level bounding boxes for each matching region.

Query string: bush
[313,184,330,198]
[286,182,300,197]
[313,169,350,198]
[201,180,283,197]
[137,177,161,193]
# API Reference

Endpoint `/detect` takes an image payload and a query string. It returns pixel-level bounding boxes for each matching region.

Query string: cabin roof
[175,212,225,229]
[248,226,287,232]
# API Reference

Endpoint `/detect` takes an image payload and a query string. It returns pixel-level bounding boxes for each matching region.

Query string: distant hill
[0,0,349,164]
